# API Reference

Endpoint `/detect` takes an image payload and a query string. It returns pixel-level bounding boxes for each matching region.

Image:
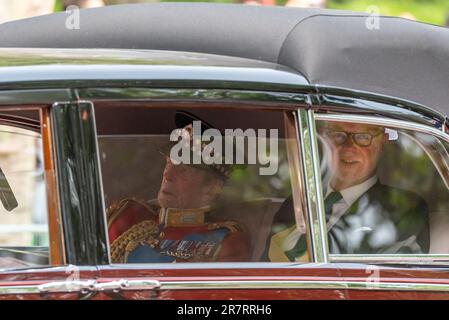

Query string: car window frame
[41,106,66,265]
[313,112,449,265]
[89,92,318,268]
[0,105,65,267]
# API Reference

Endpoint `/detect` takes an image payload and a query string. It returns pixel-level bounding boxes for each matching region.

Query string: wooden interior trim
[40,107,66,265]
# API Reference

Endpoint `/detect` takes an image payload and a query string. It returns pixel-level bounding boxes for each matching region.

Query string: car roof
[0,48,306,88]
[0,3,449,117]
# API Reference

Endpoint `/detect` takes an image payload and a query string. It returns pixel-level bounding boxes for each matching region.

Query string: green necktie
[324,191,343,219]
[284,191,342,261]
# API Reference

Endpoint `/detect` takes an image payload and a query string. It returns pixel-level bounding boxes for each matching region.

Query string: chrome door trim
[297,109,328,263]
[0,279,161,295]
[330,255,449,265]
[0,279,448,295]
[156,280,449,292]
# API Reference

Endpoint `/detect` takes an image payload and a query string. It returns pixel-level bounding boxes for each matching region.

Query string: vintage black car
[0,3,448,299]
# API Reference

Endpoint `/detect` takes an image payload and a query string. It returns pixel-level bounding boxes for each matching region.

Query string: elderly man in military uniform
[108,112,250,263]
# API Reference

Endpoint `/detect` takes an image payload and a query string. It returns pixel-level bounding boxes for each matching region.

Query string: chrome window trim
[51,100,108,265]
[80,87,446,130]
[297,109,328,263]
[96,97,311,265]
[316,88,445,129]
[314,113,449,263]
[314,114,449,144]
[0,89,74,105]
[0,279,449,295]
[89,101,111,265]
[78,88,308,106]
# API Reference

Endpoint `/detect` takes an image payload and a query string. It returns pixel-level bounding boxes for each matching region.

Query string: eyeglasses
[324,130,383,147]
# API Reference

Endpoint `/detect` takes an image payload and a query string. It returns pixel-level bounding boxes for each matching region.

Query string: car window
[0,124,49,268]
[95,105,306,263]
[316,118,449,255]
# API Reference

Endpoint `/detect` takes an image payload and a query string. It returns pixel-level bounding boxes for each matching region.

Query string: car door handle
[38,279,161,294]
[38,280,96,294]
[95,279,161,292]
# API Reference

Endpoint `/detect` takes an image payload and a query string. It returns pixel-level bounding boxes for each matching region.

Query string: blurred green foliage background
[54,0,449,26]
[327,0,449,26]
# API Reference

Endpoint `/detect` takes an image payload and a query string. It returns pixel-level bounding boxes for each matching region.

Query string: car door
[89,87,449,300]
[310,94,449,300]
[84,87,350,300]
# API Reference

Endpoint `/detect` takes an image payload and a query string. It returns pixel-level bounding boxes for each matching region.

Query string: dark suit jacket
[262,182,429,261]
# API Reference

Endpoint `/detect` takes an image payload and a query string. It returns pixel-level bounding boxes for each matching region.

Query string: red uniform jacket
[107,198,250,263]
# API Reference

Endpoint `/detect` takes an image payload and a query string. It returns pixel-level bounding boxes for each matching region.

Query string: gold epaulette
[110,220,159,263]
[106,197,154,227]
[207,220,244,233]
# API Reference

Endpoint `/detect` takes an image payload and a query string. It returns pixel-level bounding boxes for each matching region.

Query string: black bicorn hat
[159,111,238,181]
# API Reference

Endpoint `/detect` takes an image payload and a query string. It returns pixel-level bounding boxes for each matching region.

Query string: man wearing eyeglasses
[322,122,386,193]
[263,121,429,261]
